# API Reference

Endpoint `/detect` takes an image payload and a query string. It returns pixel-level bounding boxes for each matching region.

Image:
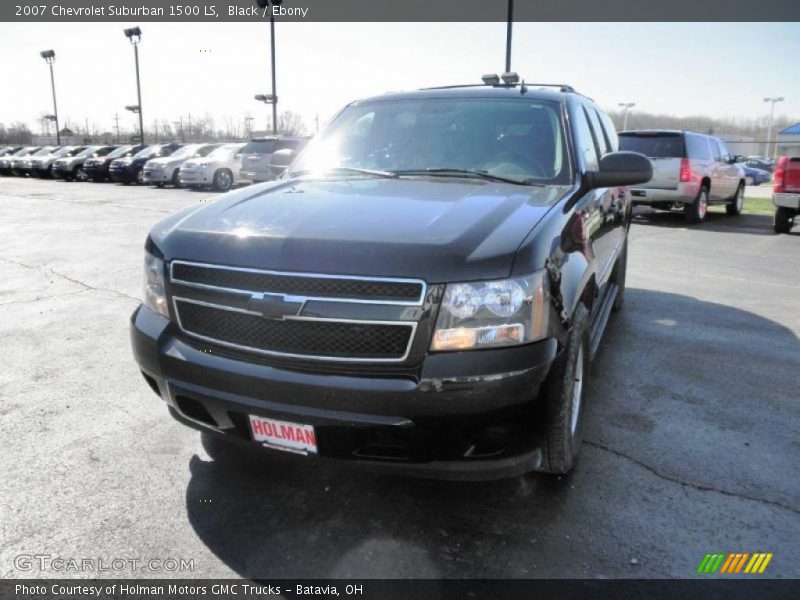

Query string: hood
[146,157,173,168]
[150,177,568,282]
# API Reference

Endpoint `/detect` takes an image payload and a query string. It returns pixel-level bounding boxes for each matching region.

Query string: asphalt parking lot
[1,177,798,579]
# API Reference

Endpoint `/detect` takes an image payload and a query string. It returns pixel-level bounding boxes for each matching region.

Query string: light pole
[124,27,144,143]
[763,96,784,160]
[40,50,60,145]
[618,102,635,131]
[256,1,281,135]
[505,0,513,73]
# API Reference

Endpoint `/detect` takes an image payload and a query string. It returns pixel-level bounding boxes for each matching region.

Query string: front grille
[172,262,424,304]
[175,300,414,361]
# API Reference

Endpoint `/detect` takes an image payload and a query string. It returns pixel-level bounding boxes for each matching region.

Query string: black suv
[131,77,651,479]
[109,143,182,184]
[84,144,146,182]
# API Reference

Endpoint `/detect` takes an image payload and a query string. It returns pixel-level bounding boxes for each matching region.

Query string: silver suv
[619,130,745,223]
[239,137,308,183]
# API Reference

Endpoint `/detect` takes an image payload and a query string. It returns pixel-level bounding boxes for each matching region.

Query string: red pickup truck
[773,156,800,233]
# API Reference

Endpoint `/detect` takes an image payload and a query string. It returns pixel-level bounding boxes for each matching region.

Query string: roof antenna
[520,78,527,95]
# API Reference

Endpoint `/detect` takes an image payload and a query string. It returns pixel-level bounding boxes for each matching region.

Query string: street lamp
[40,50,60,145]
[255,0,282,135]
[763,96,784,160]
[505,0,514,73]
[618,102,636,131]
[124,26,145,143]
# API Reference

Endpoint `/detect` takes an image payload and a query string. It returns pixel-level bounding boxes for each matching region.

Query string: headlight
[431,271,549,351]
[143,251,169,317]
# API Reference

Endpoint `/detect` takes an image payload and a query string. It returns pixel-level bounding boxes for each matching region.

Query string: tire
[774,206,795,234]
[74,166,88,182]
[213,169,233,192]
[539,303,591,474]
[171,169,181,188]
[612,237,627,312]
[135,169,145,185]
[745,175,754,186]
[685,186,709,224]
[726,183,744,216]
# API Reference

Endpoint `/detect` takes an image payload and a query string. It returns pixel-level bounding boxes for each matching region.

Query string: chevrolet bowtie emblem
[247,293,305,320]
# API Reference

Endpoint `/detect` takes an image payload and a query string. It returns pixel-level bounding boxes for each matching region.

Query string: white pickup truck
[773,156,800,233]
[619,129,745,223]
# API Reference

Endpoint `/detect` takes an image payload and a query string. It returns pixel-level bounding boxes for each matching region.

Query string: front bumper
[239,169,270,183]
[178,168,211,186]
[51,165,72,179]
[131,304,559,480]
[143,167,170,184]
[774,193,800,211]
[109,167,137,183]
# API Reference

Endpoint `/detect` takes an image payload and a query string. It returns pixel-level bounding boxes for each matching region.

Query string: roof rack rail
[421,82,580,94]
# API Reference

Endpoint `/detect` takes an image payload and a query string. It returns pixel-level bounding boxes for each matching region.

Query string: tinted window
[241,140,275,155]
[292,98,571,184]
[573,108,599,170]
[619,133,684,158]
[586,107,609,155]
[596,110,619,152]
[715,139,731,161]
[685,133,711,160]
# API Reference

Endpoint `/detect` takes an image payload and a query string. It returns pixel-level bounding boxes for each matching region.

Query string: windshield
[75,146,100,158]
[208,144,243,160]
[32,147,56,156]
[289,98,570,184]
[106,145,132,158]
[134,146,161,159]
[168,144,203,159]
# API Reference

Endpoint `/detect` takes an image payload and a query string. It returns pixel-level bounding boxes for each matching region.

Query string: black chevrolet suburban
[131,76,652,480]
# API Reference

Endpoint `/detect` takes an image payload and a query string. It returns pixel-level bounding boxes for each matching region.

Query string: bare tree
[278,111,307,136]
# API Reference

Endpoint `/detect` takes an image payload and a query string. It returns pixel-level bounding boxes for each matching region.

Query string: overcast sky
[1,22,799,136]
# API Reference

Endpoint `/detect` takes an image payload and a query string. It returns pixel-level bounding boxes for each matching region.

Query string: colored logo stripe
[697,552,773,574]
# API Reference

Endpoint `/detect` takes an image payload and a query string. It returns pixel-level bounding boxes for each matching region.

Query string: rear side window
[241,140,275,155]
[275,139,300,151]
[619,133,684,158]
[685,133,712,160]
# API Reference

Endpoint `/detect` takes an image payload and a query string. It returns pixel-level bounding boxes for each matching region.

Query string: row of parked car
[0,136,308,191]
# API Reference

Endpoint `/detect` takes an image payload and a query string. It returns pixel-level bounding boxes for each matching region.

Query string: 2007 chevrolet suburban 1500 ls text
[131,77,652,480]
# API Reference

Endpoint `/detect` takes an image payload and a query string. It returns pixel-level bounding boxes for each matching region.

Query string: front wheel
[171,169,181,188]
[135,169,145,185]
[744,175,754,186]
[685,186,708,224]
[726,184,744,216]
[213,169,233,192]
[774,206,795,234]
[539,303,591,474]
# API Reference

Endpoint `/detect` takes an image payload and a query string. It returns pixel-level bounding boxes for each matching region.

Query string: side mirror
[585,151,653,189]
[269,148,296,177]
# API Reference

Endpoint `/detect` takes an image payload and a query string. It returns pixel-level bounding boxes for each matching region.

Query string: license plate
[248,415,317,455]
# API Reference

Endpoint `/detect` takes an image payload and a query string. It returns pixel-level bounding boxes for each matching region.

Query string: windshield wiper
[290,166,398,179]
[394,168,534,186]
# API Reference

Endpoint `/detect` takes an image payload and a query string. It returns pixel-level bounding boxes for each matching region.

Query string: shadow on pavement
[184,288,800,579]
[631,207,795,236]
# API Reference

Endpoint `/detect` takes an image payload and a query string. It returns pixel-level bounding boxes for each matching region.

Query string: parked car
[109,143,182,184]
[773,156,800,233]
[0,147,39,175]
[740,156,775,173]
[178,142,246,191]
[142,143,218,187]
[84,144,145,182]
[0,146,22,157]
[239,137,309,183]
[739,163,772,186]
[619,129,745,223]
[53,146,117,181]
[131,78,652,479]
[31,146,87,178]
[11,146,54,176]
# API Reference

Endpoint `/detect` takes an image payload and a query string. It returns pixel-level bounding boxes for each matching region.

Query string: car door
[572,103,617,288]
[711,139,736,200]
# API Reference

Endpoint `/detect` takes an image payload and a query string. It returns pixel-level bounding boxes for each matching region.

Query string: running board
[589,283,618,360]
